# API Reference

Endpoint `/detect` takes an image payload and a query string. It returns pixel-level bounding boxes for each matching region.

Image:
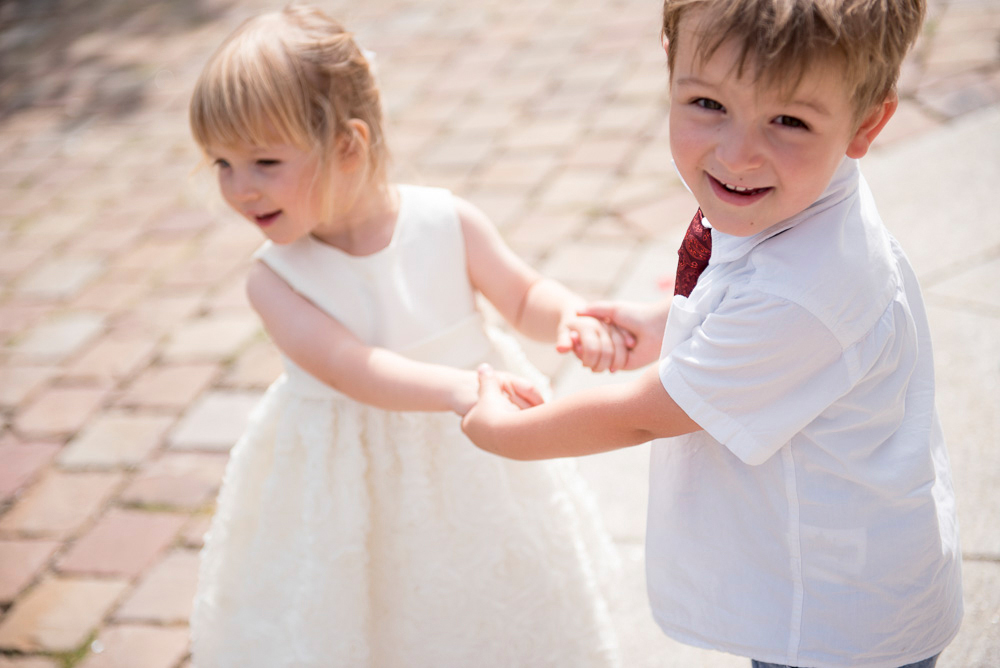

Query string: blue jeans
[752,654,939,668]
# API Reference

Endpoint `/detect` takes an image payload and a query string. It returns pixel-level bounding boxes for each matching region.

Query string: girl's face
[207,141,327,245]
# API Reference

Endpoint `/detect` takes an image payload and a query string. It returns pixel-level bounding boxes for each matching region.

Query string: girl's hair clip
[361,48,378,76]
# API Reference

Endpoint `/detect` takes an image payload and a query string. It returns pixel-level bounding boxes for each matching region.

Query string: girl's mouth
[254,211,281,226]
[708,174,772,205]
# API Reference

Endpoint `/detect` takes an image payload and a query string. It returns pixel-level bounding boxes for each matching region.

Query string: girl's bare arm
[456,197,630,371]
[247,262,541,415]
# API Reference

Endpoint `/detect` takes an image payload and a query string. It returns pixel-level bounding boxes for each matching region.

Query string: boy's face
[667,12,880,237]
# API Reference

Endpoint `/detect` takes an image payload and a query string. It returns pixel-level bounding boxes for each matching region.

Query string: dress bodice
[254,185,495,394]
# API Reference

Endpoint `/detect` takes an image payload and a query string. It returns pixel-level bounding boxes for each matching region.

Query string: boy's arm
[462,364,701,460]
[247,262,542,415]
[456,196,629,371]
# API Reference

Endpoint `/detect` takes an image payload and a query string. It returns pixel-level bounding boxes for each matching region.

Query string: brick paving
[1,0,999,665]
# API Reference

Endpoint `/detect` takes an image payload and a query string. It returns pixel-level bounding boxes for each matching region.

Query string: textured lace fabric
[190,185,621,667]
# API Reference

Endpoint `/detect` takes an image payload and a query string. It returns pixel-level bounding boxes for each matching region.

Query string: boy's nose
[716,125,765,173]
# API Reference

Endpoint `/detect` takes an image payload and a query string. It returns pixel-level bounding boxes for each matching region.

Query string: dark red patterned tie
[674,209,712,298]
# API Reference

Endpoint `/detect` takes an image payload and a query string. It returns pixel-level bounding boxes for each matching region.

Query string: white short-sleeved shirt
[648,158,963,668]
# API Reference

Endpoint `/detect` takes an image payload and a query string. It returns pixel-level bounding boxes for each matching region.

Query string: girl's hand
[462,364,523,453]
[556,314,635,373]
[576,300,670,370]
[452,368,544,416]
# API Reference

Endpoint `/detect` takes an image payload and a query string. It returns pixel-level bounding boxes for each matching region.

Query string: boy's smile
[666,11,889,237]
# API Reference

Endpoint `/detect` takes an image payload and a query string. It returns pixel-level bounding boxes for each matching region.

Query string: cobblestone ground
[1,0,999,666]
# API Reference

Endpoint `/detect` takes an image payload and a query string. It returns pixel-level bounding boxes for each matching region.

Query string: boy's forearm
[464,367,700,460]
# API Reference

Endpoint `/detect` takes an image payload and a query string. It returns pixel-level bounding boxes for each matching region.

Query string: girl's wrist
[448,369,480,416]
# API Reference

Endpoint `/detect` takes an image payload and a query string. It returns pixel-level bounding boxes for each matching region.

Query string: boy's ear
[846,93,898,159]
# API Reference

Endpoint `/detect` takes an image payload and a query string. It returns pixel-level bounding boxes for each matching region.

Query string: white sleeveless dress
[190,185,621,668]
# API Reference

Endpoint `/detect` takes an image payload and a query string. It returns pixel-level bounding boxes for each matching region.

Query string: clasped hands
[466,299,670,421]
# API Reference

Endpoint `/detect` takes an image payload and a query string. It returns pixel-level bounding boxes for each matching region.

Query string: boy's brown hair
[661,0,926,121]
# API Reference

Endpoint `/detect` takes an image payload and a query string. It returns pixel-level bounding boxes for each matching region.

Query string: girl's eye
[775,115,808,130]
[694,98,724,111]
[256,159,280,167]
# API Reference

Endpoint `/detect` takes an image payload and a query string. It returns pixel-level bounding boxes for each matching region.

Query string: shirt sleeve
[659,288,850,465]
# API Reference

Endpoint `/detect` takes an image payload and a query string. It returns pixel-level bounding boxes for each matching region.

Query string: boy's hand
[577,300,670,370]
[556,313,634,373]
[462,364,522,453]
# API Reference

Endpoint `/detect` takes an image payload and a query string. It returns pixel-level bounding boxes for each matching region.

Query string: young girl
[188,5,624,667]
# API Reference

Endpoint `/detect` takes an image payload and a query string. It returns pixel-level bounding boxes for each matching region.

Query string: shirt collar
[693,157,861,265]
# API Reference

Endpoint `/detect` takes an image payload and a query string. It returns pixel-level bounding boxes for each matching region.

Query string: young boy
[462,1,963,667]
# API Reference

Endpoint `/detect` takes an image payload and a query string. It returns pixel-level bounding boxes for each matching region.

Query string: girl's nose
[716,124,765,173]
[224,170,260,203]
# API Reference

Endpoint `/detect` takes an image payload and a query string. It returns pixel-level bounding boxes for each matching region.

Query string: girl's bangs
[191,35,310,151]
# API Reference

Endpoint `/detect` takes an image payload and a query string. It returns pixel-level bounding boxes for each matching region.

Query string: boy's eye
[775,115,808,130]
[693,98,724,111]
[213,158,231,169]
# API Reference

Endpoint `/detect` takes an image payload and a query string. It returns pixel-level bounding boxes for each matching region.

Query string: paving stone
[621,188,699,241]
[64,333,159,382]
[502,118,585,151]
[0,539,60,604]
[13,385,110,438]
[871,99,941,149]
[0,576,128,652]
[70,276,148,313]
[222,341,282,389]
[0,366,60,408]
[115,549,199,623]
[536,170,613,210]
[77,624,189,668]
[57,508,186,578]
[0,656,60,668]
[178,515,211,550]
[0,246,47,282]
[0,302,54,339]
[113,293,203,336]
[473,154,558,190]
[112,238,193,274]
[564,138,635,170]
[540,240,636,294]
[204,275,251,311]
[503,213,581,261]
[120,452,228,509]
[457,187,528,228]
[118,363,218,409]
[59,413,174,469]
[168,390,261,452]
[0,471,122,539]
[15,256,104,300]
[939,559,1000,668]
[7,312,106,362]
[160,312,259,362]
[917,71,1000,119]
[0,441,60,503]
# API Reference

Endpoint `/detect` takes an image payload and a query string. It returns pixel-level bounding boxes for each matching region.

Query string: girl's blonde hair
[661,0,926,123]
[190,4,388,209]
